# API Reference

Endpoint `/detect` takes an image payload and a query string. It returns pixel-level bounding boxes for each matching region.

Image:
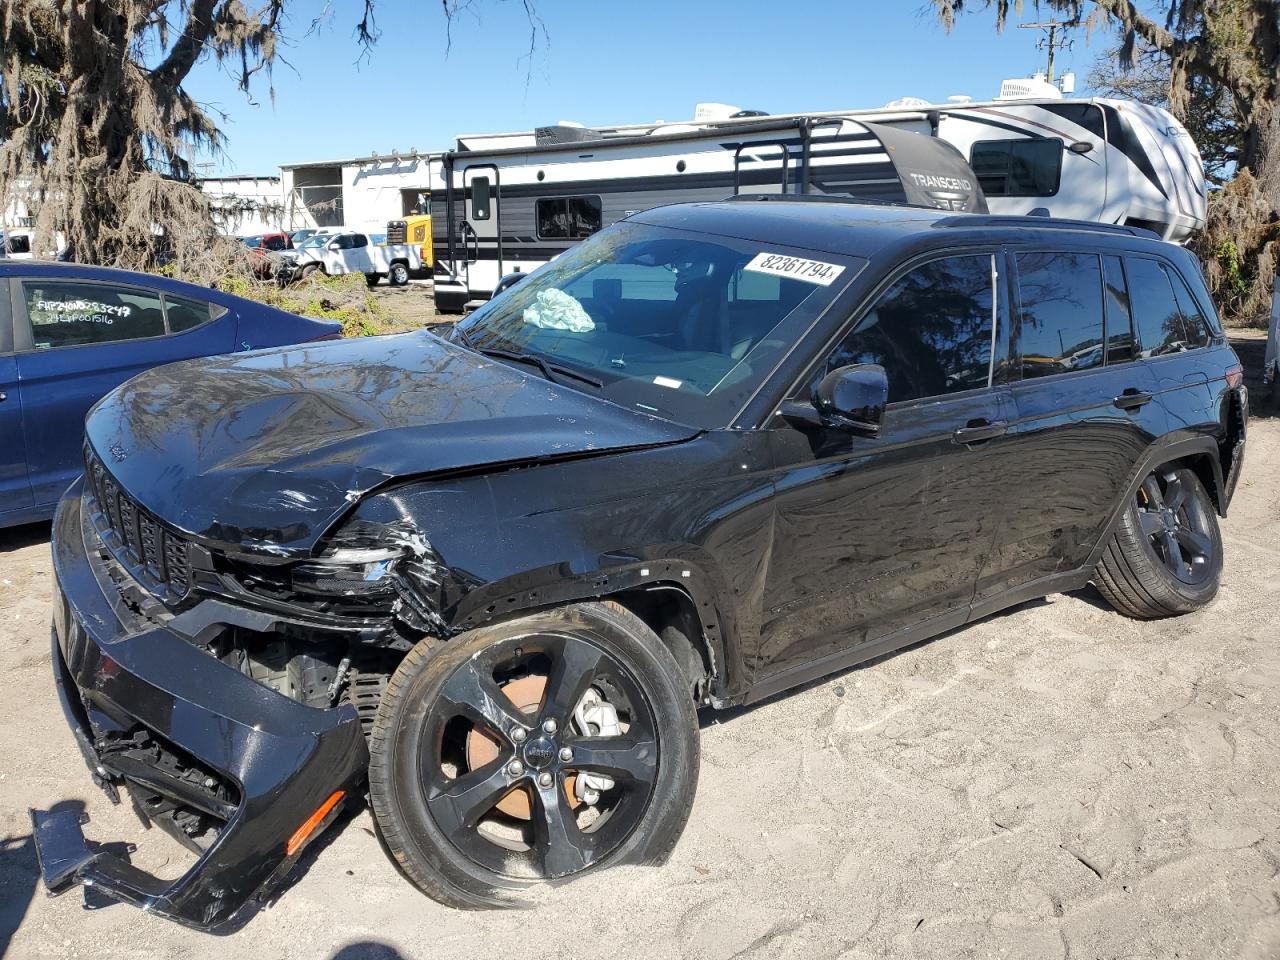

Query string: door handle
[1113,388,1154,411]
[952,418,1007,445]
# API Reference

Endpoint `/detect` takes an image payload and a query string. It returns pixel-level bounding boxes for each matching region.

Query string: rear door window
[1015,252,1105,377]
[824,254,996,403]
[22,280,166,349]
[1126,258,1198,357]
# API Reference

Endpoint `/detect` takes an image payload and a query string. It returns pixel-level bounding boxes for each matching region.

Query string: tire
[1094,464,1222,619]
[300,263,320,280]
[389,262,410,286]
[368,602,699,908]
[366,272,381,288]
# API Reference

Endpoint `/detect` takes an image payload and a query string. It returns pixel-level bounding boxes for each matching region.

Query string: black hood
[85,332,698,555]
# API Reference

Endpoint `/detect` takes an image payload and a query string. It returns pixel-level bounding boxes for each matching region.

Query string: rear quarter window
[1126,257,1206,357]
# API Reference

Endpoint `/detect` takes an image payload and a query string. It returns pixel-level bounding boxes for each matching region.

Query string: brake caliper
[573,686,620,805]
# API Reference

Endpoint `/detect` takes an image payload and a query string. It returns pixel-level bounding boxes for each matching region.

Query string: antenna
[1018,19,1077,83]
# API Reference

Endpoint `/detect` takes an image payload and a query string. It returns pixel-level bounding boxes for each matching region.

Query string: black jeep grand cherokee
[36,198,1247,929]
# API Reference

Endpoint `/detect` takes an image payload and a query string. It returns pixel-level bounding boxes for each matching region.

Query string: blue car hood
[85,332,698,555]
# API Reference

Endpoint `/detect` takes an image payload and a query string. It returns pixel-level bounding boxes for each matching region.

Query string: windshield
[241,236,263,249]
[299,234,330,249]
[453,221,862,428]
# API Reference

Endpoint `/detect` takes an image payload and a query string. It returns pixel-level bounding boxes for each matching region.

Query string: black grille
[84,447,192,598]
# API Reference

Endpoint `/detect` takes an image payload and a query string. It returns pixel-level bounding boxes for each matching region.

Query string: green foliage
[220,272,395,338]
[1190,170,1279,325]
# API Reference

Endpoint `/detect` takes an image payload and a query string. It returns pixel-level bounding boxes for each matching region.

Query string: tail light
[1226,363,1244,389]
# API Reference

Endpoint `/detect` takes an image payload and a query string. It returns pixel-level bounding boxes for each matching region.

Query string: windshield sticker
[653,376,683,389]
[522,288,595,332]
[744,252,845,286]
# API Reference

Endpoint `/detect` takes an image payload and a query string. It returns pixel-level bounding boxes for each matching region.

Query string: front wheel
[368,602,699,908]
[1094,465,1222,619]
[366,272,381,288]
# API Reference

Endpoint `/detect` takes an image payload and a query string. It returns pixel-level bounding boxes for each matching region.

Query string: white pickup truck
[285,230,422,286]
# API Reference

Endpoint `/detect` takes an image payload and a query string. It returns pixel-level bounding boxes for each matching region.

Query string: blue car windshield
[452,221,863,428]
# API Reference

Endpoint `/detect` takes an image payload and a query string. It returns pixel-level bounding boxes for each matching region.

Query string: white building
[280,153,441,234]
[198,175,285,236]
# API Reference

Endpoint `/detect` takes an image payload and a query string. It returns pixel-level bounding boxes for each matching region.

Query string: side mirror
[492,271,526,298]
[811,363,888,435]
[327,240,340,251]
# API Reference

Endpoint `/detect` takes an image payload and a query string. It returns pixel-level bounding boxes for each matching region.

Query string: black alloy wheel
[421,631,659,880]
[1133,468,1215,585]
[1094,464,1223,619]
[368,602,699,907]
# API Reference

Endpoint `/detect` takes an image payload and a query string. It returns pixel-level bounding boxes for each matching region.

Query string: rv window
[1015,252,1104,378]
[470,176,492,221]
[970,139,1063,197]
[536,197,603,240]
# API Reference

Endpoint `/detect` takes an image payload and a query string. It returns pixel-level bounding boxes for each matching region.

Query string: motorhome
[430,78,1207,312]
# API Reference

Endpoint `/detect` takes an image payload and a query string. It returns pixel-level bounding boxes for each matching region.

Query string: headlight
[292,545,406,597]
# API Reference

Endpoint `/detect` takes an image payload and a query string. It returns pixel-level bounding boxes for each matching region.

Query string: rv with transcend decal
[429,80,1206,313]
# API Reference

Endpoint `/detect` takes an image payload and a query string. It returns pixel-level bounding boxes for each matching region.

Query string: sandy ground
[1,351,1278,959]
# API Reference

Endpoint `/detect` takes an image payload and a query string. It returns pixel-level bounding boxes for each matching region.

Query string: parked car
[0,261,341,528]
[286,230,423,287]
[240,231,294,279]
[35,199,1247,929]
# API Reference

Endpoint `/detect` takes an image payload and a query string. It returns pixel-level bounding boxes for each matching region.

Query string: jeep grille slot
[85,447,192,599]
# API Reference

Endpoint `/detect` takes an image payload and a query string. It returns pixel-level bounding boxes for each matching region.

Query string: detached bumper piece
[35,486,369,932]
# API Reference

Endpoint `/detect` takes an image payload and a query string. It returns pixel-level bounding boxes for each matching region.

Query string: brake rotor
[465,673,577,819]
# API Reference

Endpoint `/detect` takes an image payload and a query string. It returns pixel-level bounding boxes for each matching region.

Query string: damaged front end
[30,469,451,931]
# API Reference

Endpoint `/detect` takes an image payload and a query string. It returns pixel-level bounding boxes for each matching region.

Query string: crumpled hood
[85,332,697,555]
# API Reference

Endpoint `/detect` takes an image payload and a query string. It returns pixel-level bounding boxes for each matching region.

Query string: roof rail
[932,215,1162,240]
[726,193,915,209]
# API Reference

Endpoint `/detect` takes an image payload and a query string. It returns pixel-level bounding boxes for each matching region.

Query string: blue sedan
[0,261,342,527]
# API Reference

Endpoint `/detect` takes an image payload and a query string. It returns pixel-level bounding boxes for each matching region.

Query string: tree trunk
[1241,102,1280,218]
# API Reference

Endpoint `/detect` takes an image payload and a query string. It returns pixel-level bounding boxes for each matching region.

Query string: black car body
[35,199,1248,929]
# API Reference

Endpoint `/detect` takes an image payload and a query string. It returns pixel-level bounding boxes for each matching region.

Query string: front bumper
[33,483,368,931]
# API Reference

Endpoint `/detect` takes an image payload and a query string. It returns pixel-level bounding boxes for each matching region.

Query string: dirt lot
[370,280,449,334]
[1,341,1277,960]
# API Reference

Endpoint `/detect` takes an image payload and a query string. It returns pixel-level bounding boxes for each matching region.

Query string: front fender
[344,433,776,702]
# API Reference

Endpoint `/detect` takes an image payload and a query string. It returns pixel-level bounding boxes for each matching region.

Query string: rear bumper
[33,483,368,931]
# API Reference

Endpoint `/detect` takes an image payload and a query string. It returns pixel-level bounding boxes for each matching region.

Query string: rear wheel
[1094,465,1222,619]
[389,262,410,286]
[367,602,699,907]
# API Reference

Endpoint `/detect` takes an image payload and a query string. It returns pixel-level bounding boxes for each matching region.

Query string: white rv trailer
[431,85,1206,312]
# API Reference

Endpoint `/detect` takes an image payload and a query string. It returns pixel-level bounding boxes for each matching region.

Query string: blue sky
[184,0,1109,175]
